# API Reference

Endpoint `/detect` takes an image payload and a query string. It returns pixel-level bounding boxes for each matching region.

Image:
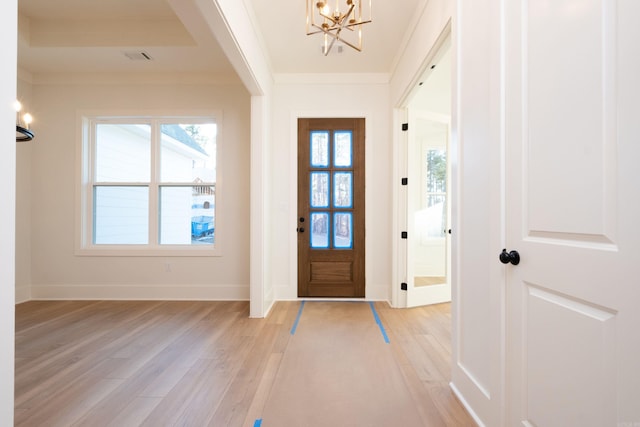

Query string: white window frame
[76,111,223,257]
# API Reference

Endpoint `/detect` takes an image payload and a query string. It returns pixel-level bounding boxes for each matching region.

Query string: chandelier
[306,0,372,56]
[14,101,34,142]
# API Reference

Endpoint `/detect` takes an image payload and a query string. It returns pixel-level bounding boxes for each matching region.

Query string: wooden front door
[297,118,365,297]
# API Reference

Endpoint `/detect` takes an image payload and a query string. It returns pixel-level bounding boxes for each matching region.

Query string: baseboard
[450,381,486,427]
[261,298,276,318]
[30,283,249,301]
[15,286,31,304]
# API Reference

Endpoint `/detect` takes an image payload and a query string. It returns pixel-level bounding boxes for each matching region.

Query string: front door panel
[298,118,365,297]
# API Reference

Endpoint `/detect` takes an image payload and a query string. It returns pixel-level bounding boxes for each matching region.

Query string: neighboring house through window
[77,114,220,256]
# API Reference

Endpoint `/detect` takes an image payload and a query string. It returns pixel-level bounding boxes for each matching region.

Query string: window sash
[79,116,220,256]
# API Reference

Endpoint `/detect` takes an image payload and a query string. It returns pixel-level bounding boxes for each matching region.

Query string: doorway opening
[404,37,452,308]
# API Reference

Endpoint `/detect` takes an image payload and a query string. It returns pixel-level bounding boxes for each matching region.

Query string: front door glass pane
[310,172,329,208]
[311,212,329,248]
[311,131,329,167]
[334,131,352,167]
[333,213,353,248]
[333,172,352,208]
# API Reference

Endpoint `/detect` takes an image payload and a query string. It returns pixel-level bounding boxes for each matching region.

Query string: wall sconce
[15,100,34,142]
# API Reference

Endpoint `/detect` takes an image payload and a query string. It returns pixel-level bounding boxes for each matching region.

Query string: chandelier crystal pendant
[306,0,372,56]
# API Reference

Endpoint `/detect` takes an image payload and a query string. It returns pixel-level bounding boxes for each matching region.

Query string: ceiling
[17,0,428,78]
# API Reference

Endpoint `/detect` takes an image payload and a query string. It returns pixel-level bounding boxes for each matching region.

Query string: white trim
[27,72,243,86]
[75,110,223,257]
[15,286,30,304]
[277,297,389,302]
[30,284,249,301]
[286,110,375,302]
[450,381,487,427]
[1,4,16,425]
[274,73,390,85]
[388,0,432,79]
[257,288,276,319]
[249,95,267,317]
[391,107,408,308]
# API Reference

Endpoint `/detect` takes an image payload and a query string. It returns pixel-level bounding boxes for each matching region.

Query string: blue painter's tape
[253,419,262,427]
[290,300,306,335]
[369,302,390,344]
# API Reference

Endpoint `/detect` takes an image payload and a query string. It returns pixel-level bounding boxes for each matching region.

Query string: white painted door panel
[407,113,451,308]
[505,0,640,426]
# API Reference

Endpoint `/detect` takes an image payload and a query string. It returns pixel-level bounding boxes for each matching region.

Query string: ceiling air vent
[123,51,153,61]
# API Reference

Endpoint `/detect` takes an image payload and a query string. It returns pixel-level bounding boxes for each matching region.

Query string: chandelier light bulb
[23,113,33,129]
[15,101,35,141]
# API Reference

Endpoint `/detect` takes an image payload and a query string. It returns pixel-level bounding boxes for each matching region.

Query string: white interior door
[505,1,640,425]
[407,113,451,307]
[405,39,452,308]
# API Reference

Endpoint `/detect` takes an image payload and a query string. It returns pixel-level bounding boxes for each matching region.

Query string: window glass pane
[333,172,352,208]
[426,149,447,196]
[160,123,216,183]
[310,172,329,208]
[425,148,447,238]
[96,124,150,182]
[423,195,447,238]
[334,131,352,167]
[94,186,148,244]
[310,131,329,167]
[333,213,353,248]
[160,186,215,245]
[311,212,330,248]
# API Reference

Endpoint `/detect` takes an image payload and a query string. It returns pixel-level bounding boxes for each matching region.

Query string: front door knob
[499,249,520,265]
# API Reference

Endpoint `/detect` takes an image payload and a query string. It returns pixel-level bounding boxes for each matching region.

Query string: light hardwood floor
[15,300,476,426]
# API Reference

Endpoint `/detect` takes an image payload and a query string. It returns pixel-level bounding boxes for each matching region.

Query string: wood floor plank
[15,301,167,410]
[140,313,257,425]
[242,352,284,427]
[71,303,220,426]
[15,300,476,427]
[205,323,280,427]
[104,397,162,427]
[17,377,125,427]
[260,302,430,427]
[17,302,175,424]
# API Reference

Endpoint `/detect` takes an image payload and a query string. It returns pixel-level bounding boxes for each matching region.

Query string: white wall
[390,0,452,108]
[271,75,392,301]
[20,78,251,300]
[16,76,33,303]
[390,0,503,425]
[449,0,504,424]
[1,0,16,423]
[194,0,276,317]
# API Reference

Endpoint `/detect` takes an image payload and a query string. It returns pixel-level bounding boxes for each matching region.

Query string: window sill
[75,246,222,257]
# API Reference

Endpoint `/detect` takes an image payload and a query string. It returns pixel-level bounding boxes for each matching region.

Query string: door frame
[392,29,454,309]
[289,111,374,300]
